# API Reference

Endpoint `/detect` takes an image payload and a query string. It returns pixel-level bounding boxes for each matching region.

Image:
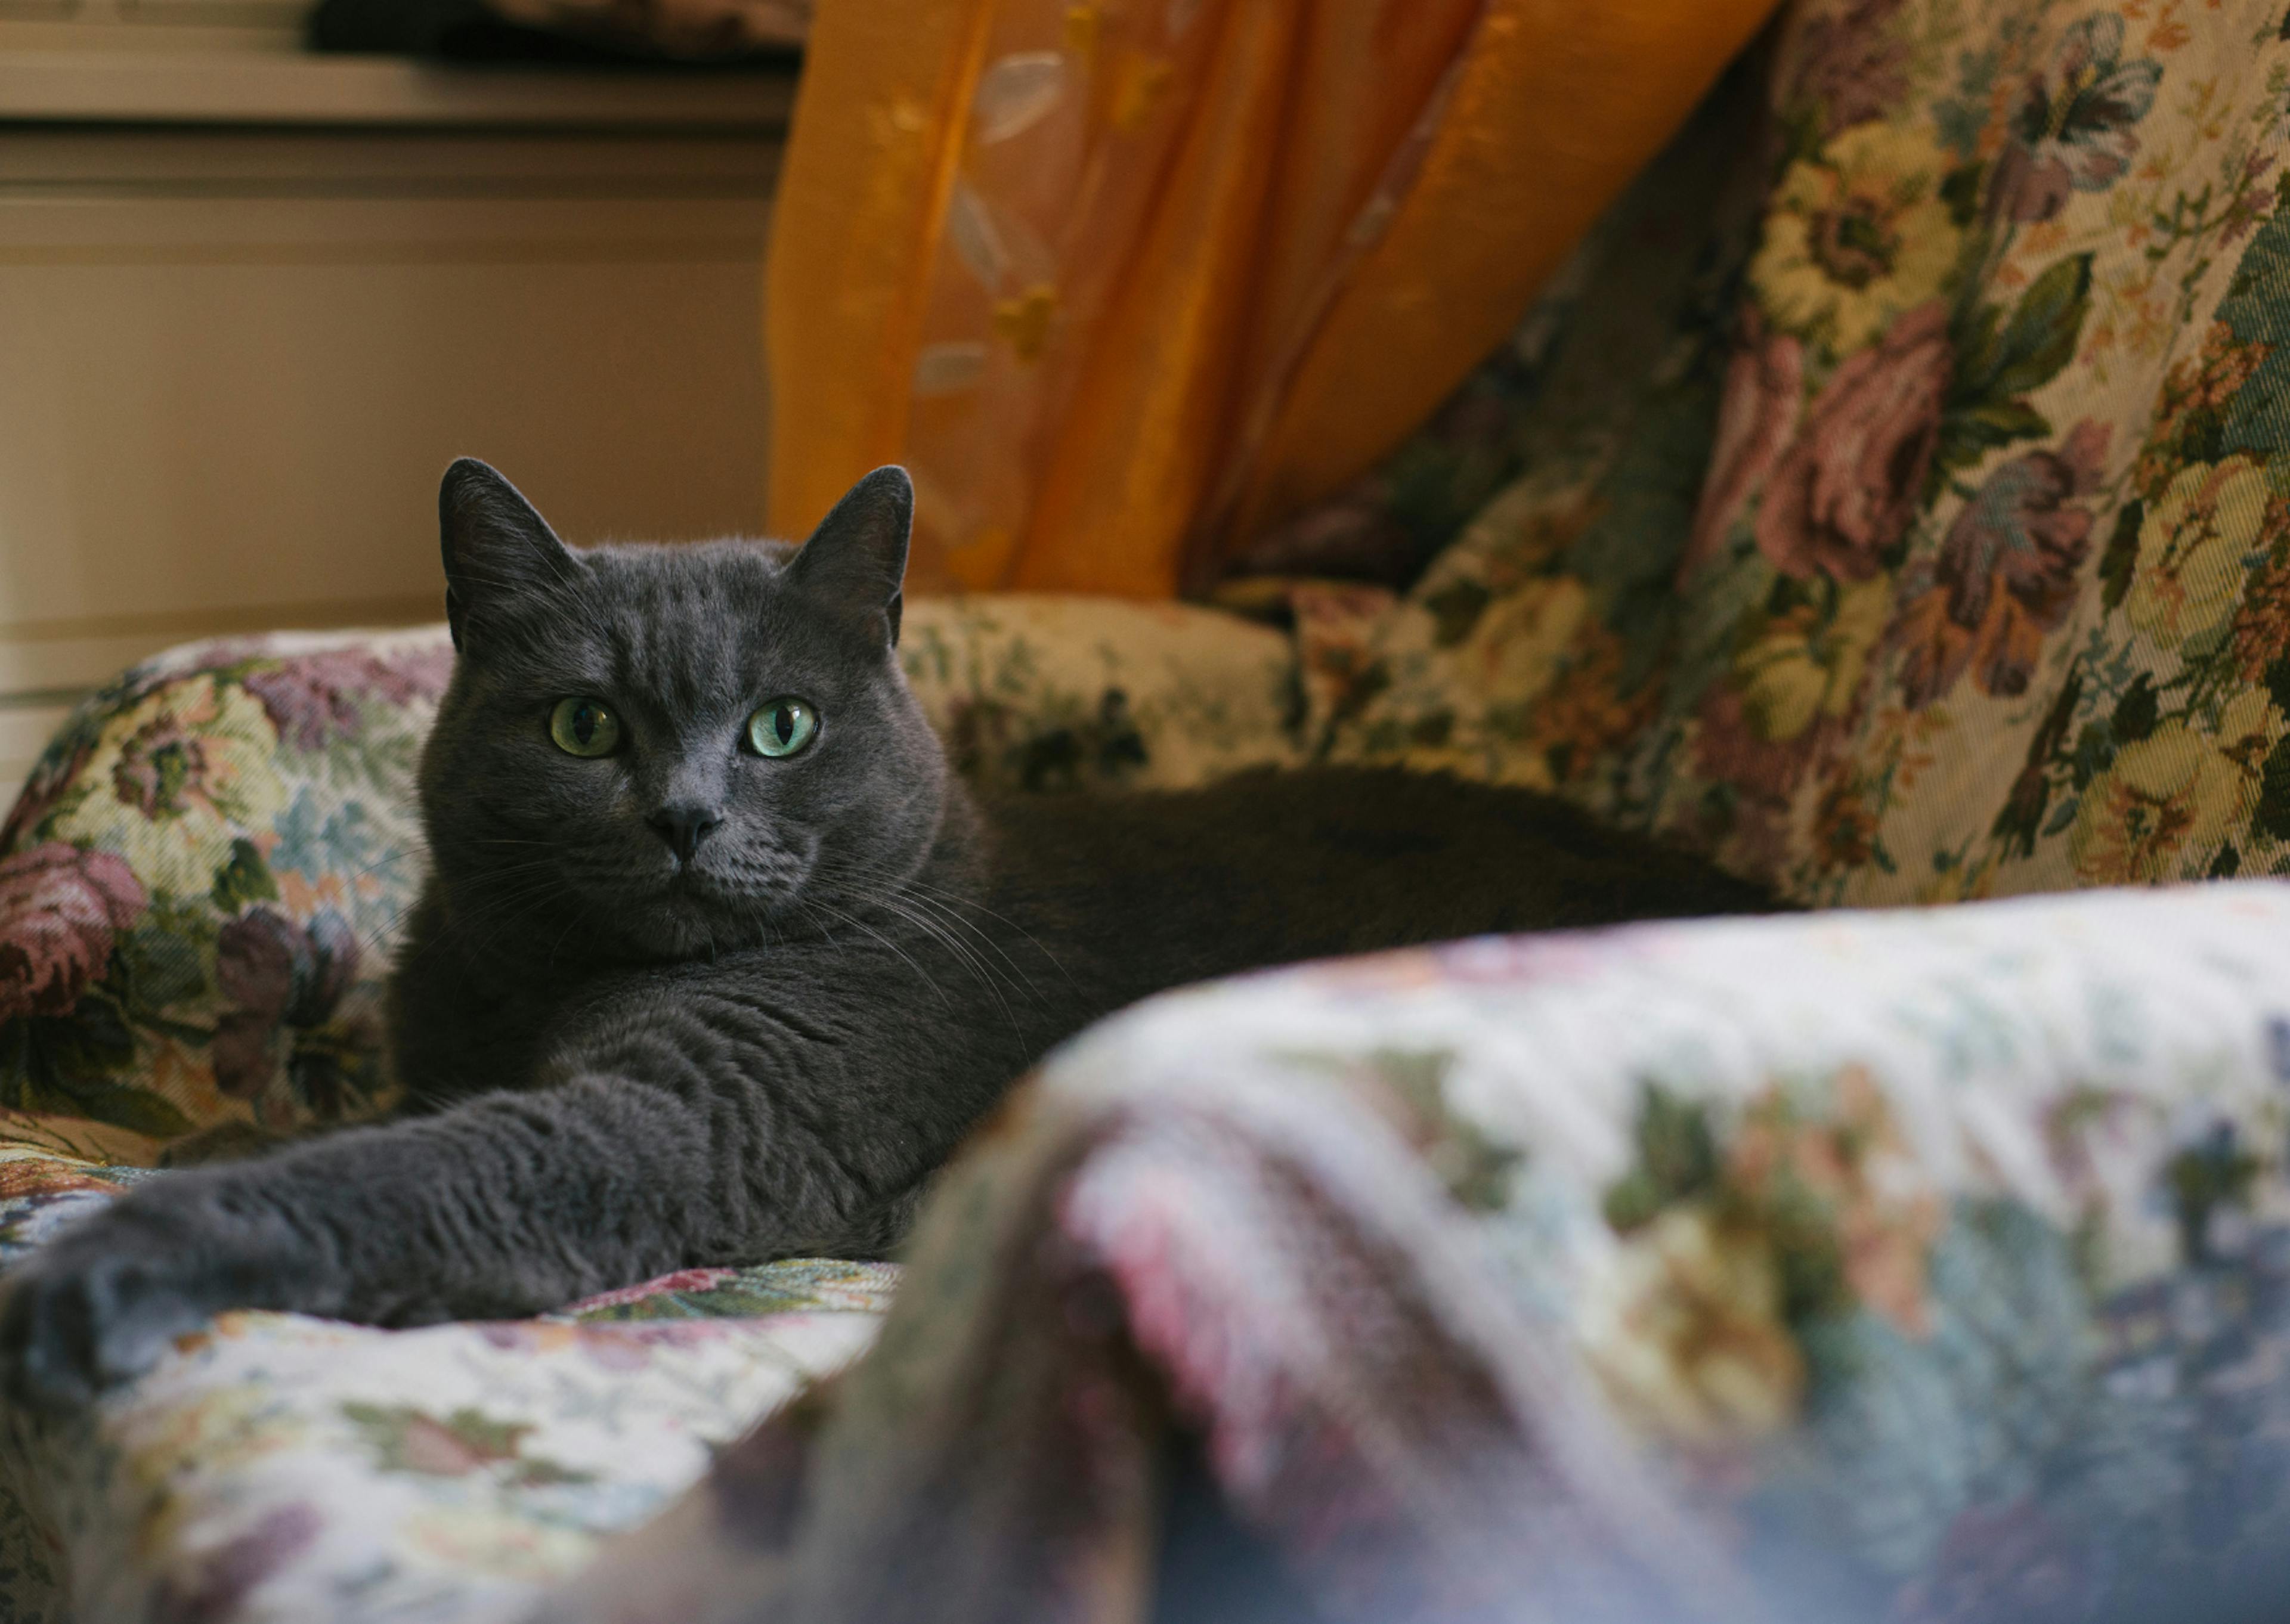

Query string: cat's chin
[607,904,748,961]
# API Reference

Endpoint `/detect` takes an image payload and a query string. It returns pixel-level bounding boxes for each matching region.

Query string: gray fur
[0,462,1774,1407]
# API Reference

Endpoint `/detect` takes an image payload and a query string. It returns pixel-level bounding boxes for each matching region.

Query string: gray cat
[0,461,1775,1406]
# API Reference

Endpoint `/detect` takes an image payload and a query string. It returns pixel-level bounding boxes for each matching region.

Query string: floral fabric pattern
[0,629,451,1165]
[894,595,1303,793]
[0,1216,891,1624]
[1301,0,2290,910]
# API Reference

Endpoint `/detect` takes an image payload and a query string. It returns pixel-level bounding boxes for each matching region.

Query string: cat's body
[0,463,1772,1405]
[392,765,1772,1262]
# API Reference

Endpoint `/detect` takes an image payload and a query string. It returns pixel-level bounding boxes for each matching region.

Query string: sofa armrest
[554,881,2290,1622]
[0,628,456,1160]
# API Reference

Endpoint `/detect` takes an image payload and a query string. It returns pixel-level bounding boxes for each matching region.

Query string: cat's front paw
[0,1198,248,1411]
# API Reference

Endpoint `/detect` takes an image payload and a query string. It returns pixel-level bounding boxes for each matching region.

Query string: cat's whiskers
[847,854,1063,955]
[858,891,1025,1035]
[289,840,434,965]
[382,844,630,977]
[454,888,567,961]
[445,863,579,961]
[838,856,1068,995]
[895,881,1044,972]
[336,842,425,884]
[865,886,1041,1012]
[796,898,954,1009]
[539,896,593,969]
[789,900,847,959]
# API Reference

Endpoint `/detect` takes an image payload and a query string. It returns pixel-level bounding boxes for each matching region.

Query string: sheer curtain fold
[767,0,1778,597]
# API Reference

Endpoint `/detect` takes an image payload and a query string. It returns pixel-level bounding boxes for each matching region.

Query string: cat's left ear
[785,466,912,647]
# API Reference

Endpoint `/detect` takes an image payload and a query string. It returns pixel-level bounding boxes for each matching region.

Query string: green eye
[747,697,818,758]
[549,696,622,757]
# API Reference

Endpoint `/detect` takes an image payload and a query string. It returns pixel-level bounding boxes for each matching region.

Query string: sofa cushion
[0,1137,893,1624]
[0,629,454,1161]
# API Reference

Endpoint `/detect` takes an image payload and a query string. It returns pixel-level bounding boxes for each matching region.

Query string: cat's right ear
[437,458,580,651]
[785,466,912,647]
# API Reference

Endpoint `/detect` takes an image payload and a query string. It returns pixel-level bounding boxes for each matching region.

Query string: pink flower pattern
[0,844,146,1022]
[1754,302,1953,582]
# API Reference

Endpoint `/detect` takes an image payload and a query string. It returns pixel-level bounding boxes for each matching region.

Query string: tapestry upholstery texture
[1299,0,2290,912]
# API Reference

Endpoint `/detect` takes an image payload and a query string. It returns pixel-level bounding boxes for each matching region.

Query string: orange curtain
[766,0,1780,598]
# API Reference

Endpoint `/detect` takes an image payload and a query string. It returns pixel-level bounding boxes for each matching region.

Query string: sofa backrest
[1298,0,2290,909]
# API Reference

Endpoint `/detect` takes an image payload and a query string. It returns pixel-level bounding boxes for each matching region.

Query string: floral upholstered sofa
[13,0,2290,1619]
[0,602,1301,1623]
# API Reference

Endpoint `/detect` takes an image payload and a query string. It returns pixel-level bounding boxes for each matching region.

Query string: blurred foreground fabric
[765,0,1780,596]
[546,884,2290,1624]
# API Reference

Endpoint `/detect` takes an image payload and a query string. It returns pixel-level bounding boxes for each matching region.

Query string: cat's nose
[647,804,723,865]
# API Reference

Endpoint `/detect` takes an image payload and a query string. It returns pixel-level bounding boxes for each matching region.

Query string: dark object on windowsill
[307,0,807,67]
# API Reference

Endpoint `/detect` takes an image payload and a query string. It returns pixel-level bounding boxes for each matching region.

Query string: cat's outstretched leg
[3,920,1011,1408]
[0,1069,807,1408]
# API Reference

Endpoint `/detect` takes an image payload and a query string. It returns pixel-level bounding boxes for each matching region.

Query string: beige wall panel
[0,122,778,794]
[0,698,70,792]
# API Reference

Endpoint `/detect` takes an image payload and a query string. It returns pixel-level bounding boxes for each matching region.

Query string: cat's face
[416,461,948,962]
